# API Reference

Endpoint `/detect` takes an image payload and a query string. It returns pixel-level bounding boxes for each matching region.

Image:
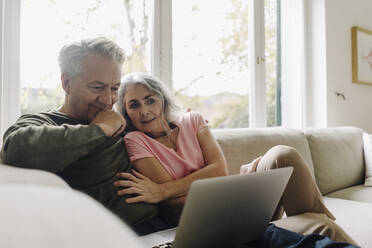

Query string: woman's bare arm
[160,127,228,198]
[115,127,228,204]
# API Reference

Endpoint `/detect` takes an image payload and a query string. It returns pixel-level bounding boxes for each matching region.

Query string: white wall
[325,0,372,132]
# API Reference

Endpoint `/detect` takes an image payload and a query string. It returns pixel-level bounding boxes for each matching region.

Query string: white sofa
[0,165,146,248]
[213,126,371,247]
[0,126,370,247]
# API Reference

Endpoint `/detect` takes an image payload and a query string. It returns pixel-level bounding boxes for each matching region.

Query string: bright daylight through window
[20,0,150,114]
[20,0,278,128]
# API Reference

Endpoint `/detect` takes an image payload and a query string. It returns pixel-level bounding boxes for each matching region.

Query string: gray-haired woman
[114,72,357,246]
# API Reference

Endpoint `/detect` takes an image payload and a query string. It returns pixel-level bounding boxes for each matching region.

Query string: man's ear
[61,74,71,94]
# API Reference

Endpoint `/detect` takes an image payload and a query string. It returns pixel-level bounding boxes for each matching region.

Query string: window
[2,0,280,134]
[20,0,151,114]
[172,0,250,128]
[171,0,278,128]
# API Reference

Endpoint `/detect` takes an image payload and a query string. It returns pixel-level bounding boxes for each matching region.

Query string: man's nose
[99,88,113,107]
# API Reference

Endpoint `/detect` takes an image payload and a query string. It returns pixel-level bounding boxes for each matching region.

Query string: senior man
[0,37,158,228]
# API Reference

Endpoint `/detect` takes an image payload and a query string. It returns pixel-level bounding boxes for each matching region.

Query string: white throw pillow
[363,132,372,186]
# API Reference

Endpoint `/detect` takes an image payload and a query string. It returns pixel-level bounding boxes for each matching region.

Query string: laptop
[140,167,293,248]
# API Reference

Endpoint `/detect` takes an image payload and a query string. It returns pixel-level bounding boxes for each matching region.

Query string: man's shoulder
[17,111,80,126]
[12,112,56,127]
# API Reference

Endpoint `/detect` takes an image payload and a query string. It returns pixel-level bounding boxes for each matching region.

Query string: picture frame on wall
[352,26,372,85]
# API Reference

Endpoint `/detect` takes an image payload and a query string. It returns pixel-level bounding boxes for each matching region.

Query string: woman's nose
[140,106,150,116]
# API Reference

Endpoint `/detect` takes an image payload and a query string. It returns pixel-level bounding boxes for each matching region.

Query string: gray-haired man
[0,37,158,229]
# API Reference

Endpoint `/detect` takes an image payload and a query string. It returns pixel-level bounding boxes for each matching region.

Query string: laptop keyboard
[152,242,174,248]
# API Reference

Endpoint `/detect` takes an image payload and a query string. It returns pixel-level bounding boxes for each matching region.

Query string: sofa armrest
[0,163,70,188]
[0,185,145,248]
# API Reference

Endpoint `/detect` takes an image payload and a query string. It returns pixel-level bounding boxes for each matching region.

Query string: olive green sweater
[0,111,158,225]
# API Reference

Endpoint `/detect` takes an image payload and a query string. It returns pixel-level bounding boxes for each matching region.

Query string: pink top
[124,112,208,179]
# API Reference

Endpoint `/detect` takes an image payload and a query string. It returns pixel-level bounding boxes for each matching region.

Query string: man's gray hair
[117,72,180,132]
[58,37,126,79]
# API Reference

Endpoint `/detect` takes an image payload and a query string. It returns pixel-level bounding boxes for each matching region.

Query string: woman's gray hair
[58,37,126,79]
[117,72,180,132]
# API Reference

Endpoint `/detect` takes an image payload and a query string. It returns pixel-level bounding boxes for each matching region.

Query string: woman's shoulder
[124,131,149,143]
[177,111,208,131]
[178,111,204,123]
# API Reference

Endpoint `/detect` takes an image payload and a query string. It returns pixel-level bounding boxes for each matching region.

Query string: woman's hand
[114,170,166,204]
[240,156,262,174]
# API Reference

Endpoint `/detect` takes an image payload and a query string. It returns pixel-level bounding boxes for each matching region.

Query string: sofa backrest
[304,127,364,195]
[212,127,315,179]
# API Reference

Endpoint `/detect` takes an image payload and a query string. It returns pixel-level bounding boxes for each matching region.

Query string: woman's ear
[61,74,71,95]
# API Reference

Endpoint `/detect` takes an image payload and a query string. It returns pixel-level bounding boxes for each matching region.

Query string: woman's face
[124,84,167,137]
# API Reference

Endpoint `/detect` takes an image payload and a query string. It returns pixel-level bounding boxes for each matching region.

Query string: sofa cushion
[212,128,314,177]
[326,185,372,203]
[0,185,145,248]
[0,164,70,188]
[323,196,372,248]
[305,127,364,195]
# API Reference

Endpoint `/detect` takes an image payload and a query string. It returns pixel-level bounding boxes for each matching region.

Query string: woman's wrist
[160,181,172,201]
[160,180,185,201]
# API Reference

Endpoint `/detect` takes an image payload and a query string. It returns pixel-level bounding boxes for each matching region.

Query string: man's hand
[90,110,126,137]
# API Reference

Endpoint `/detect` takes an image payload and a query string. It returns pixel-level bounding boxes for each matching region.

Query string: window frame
[250,0,267,127]
[0,0,21,140]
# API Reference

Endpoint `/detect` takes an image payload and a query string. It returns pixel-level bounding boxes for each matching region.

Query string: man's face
[62,54,121,122]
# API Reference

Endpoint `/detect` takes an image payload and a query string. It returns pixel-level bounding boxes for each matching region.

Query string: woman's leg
[246,146,357,246]
[272,213,358,245]
[255,145,335,220]
[244,213,358,247]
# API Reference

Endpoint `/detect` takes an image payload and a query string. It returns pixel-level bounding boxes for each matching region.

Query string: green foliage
[21,86,64,114]
[175,92,249,128]
[219,0,249,72]
[211,94,249,128]
[174,93,205,112]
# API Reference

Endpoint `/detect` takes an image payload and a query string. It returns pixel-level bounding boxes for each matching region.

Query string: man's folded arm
[1,120,107,172]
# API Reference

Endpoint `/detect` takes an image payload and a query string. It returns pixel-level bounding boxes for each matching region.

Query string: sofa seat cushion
[0,164,70,188]
[212,128,314,177]
[326,185,372,202]
[0,185,145,248]
[304,127,364,195]
[323,196,372,247]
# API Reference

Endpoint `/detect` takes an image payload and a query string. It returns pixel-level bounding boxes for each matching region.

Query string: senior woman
[115,72,357,246]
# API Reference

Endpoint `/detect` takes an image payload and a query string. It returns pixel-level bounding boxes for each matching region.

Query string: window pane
[265,0,278,127]
[172,0,250,128]
[20,0,150,114]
